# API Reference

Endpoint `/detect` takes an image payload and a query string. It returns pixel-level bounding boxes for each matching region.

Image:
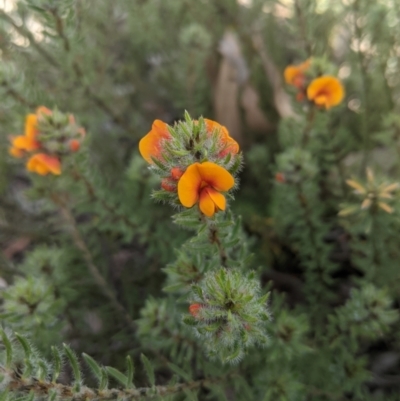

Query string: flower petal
[205,119,239,155]
[24,114,38,139]
[197,162,234,192]
[346,179,366,194]
[178,163,202,207]
[26,154,61,176]
[12,135,40,151]
[139,119,171,163]
[307,76,344,109]
[204,119,229,138]
[378,202,393,214]
[199,187,216,217]
[205,187,226,211]
[284,60,310,86]
[9,147,24,158]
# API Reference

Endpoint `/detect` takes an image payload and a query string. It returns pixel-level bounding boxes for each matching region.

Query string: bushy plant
[1,1,400,400]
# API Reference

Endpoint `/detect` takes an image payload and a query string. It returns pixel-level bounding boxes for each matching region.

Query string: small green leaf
[37,360,48,381]
[168,362,192,382]
[82,353,102,380]
[63,343,81,391]
[51,346,63,383]
[15,333,32,359]
[99,367,108,391]
[106,366,128,386]
[126,355,135,388]
[0,329,13,368]
[141,354,155,387]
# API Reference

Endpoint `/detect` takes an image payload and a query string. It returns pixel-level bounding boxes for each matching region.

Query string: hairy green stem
[208,225,228,267]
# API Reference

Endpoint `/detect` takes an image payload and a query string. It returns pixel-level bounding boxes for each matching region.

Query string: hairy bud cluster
[9,107,85,175]
[139,112,242,218]
[183,268,270,364]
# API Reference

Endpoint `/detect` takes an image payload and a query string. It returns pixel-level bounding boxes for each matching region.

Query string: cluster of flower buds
[184,268,270,363]
[284,58,345,109]
[9,107,85,175]
[139,113,242,217]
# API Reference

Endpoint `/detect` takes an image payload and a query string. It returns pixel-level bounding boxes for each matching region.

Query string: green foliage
[0,0,400,400]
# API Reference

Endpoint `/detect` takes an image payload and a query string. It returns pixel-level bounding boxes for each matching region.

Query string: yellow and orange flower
[307,76,344,109]
[204,119,239,157]
[26,153,61,176]
[139,120,171,164]
[9,113,41,157]
[178,161,234,217]
[284,59,311,88]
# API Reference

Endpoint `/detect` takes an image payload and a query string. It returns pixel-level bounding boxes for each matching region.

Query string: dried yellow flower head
[340,168,398,216]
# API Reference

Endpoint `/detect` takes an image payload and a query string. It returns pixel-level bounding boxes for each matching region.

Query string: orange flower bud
[275,172,286,183]
[189,303,202,317]
[171,167,184,180]
[69,139,81,152]
[161,178,176,192]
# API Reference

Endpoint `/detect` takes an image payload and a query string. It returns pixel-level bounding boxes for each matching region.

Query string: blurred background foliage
[1,0,400,400]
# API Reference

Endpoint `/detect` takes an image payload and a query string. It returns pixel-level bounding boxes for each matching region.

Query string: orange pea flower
[307,76,344,109]
[178,161,234,217]
[284,59,311,88]
[26,153,61,176]
[9,114,41,157]
[204,119,239,157]
[139,120,171,164]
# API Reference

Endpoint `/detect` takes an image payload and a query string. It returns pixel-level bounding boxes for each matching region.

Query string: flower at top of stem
[284,59,311,88]
[139,119,171,164]
[8,107,85,176]
[204,119,239,157]
[178,162,234,217]
[307,76,344,109]
[340,168,398,215]
[26,153,61,176]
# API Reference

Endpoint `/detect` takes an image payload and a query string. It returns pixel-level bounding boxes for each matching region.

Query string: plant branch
[2,366,231,401]
[71,167,137,231]
[52,194,137,335]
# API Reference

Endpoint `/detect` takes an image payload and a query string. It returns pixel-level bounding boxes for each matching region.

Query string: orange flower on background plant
[178,161,234,217]
[284,59,311,88]
[26,153,61,176]
[139,119,171,164]
[307,76,345,109]
[204,119,239,157]
[189,303,202,317]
